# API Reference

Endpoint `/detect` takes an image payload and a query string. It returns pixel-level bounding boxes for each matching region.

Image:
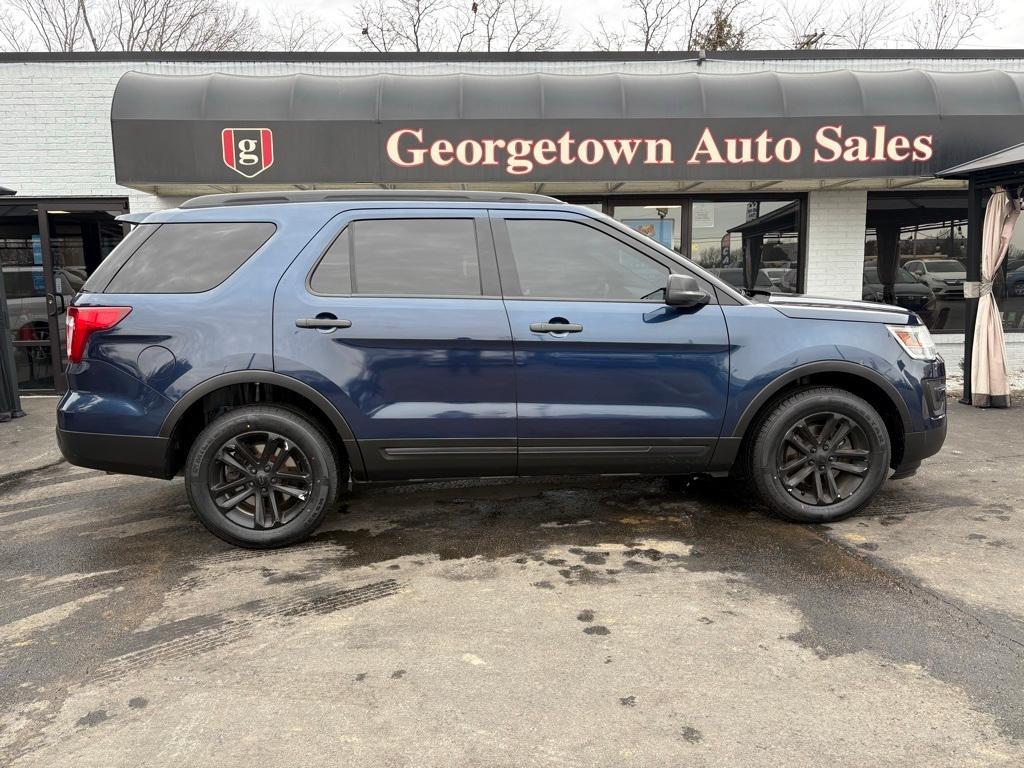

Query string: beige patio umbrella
[971,187,1020,407]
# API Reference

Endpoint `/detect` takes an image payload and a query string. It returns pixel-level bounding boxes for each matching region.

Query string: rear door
[492,210,731,475]
[273,208,516,480]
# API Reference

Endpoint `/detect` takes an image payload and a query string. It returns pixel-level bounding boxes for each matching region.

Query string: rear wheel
[185,405,340,548]
[747,387,890,523]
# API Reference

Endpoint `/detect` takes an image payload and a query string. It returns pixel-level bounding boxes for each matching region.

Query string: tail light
[67,306,132,363]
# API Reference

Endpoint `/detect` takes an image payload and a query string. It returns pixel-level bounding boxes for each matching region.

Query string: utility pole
[797,31,826,49]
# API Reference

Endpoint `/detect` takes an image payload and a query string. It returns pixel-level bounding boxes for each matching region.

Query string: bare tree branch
[587,0,682,52]
[96,0,261,52]
[350,0,400,52]
[770,0,832,49]
[834,0,898,48]
[587,16,628,51]
[8,0,85,51]
[349,0,564,53]
[5,0,261,51]
[475,0,562,52]
[350,0,449,52]
[78,0,101,49]
[261,4,343,52]
[902,0,994,48]
[0,5,30,50]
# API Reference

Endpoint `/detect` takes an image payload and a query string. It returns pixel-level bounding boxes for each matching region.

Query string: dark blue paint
[58,198,946,481]
[503,299,730,439]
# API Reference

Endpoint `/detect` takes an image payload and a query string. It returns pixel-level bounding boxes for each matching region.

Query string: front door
[491,211,731,475]
[274,209,517,480]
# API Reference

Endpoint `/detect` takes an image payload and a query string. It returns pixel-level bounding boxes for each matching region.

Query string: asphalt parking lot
[1,399,1023,767]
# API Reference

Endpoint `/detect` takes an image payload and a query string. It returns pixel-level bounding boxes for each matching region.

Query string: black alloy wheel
[208,430,314,530]
[186,405,340,548]
[775,412,871,506]
[748,386,890,523]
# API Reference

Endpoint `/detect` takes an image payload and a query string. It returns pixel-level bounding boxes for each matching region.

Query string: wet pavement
[1,401,1023,766]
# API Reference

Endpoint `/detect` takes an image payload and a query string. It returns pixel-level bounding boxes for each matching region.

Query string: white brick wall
[802,190,867,300]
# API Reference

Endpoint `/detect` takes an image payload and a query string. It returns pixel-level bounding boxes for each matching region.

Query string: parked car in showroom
[862,266,935,315]
[903,258,966,299]
[57,191,947,548]
[1006,264,1024,297]
[707,266,794,294]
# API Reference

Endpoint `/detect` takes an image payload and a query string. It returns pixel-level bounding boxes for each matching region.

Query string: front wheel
[185,405,340,548]
[748,387,890,523]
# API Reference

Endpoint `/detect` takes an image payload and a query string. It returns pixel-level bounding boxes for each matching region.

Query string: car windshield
[924,261,964,273]
[865,267,917,283]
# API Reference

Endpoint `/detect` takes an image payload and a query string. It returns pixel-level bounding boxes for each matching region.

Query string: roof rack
[179,189,564,209]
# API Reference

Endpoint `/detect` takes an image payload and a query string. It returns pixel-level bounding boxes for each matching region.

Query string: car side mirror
[665,274,710,308]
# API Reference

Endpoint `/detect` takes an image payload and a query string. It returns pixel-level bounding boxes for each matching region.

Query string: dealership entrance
[0,198,128,392]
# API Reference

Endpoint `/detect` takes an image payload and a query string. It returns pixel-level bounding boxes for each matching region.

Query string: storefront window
[998,206,1024,332]
[608,198,802,294]
[864,192,1024,333]
[689,200,800,294]
[612,204,684,255]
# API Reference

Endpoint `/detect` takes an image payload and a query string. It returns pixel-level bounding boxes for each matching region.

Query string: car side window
[504,219,669,301]
[310,218,481,296]
[102,222,276,294]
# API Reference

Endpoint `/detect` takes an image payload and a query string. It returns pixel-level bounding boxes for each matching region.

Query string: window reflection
[863,192,1024,334]
[609,199,802,295]
[614,205,684,255]
[701,201,800,294]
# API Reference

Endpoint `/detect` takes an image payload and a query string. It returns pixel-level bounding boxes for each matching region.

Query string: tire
[747,387,890,523]
[185,405,341,548]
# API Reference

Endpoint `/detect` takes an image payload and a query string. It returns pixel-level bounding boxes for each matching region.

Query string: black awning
[728,202,799,236]
[938,141,1024,178]
[111,69,1024,187]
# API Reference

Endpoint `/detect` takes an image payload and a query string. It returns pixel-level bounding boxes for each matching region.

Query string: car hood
[864,281,932,296]
[766,294,917,324]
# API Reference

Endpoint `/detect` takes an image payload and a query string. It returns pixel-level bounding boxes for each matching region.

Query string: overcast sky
[247,0,1022,50]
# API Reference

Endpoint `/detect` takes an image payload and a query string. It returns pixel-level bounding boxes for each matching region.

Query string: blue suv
[57,191,947,547]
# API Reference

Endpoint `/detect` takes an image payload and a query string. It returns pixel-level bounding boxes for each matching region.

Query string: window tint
[103,222,275,294]
[82,223,158,292]
[310,218,481,296]
[505,219,668,301]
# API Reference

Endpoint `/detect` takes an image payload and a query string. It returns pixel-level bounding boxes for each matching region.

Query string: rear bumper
[56,427,175,479]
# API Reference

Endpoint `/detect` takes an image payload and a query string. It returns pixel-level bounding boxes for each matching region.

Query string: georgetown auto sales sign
[114,116,1016,186]
[383,125,935,177]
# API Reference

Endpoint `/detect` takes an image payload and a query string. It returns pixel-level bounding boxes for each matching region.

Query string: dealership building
[3,49,1024,393]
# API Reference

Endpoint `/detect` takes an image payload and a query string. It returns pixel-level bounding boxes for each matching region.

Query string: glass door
[0,199,128,392]
[41,204,129,390]
[1,204,54,391]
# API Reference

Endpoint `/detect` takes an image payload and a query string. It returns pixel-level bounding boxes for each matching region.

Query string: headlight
[887,324,938,361]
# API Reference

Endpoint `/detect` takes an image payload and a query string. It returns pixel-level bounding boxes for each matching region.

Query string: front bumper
[891,417,947,479]
[56,427,174,479]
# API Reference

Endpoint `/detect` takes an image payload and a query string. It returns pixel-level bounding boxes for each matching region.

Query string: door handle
[530,322,583,334]
[295,318,352,329]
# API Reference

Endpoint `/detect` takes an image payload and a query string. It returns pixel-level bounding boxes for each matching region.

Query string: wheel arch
[160,371,366,478]
[731,361,911,470]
